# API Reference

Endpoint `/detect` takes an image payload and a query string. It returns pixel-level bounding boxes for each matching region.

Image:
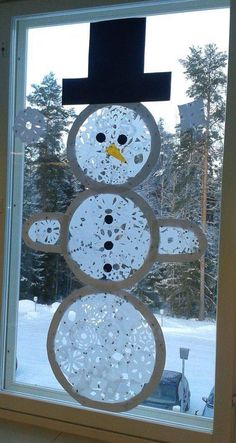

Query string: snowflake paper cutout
[14,107,46,143]
[28,218,61,245]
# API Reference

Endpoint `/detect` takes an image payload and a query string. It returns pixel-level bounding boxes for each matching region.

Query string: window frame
[0,1,235,442]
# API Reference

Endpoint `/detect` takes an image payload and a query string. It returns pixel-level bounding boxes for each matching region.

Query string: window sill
[0,391,212,443]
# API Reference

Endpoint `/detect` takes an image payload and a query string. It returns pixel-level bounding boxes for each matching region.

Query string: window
[0,1,236,443]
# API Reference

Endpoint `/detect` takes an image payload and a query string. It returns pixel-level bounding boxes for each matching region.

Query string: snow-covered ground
[16,300,216,415]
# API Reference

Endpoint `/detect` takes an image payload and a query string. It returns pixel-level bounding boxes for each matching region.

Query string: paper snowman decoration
[22,19,207,412]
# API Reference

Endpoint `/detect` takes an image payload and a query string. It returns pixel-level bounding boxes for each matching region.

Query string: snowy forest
[20,43,228,321]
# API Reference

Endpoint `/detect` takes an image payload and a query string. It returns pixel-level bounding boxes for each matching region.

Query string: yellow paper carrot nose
[106,143,127,164]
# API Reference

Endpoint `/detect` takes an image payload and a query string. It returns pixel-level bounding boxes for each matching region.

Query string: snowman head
[67,103,161,190]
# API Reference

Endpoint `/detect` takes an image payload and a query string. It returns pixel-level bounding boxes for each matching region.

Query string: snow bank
[19,299,35,313]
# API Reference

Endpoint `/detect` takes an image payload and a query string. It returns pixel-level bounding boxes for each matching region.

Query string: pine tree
[20,73,80,303]
[178,44,227,319]
[140,45,227,319]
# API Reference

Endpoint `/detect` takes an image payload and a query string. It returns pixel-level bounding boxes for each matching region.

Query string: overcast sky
[26,8,230,131]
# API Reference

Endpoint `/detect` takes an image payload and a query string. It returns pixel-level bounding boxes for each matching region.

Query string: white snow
[16,300,216,415]
[161,315,216,414]
[19,299,35,313]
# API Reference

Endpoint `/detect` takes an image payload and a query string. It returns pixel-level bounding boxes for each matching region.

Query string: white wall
[0,418,100,443]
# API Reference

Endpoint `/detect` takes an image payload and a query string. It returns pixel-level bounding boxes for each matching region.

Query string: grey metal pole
[181,359,185,412]
[179,348,190,413]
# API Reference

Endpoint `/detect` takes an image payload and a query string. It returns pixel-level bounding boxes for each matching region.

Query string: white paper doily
[61,190,158,289]
[47,287,165,412]
[67,103,160,190]
[22,212,63,253]
[157,219,207,262]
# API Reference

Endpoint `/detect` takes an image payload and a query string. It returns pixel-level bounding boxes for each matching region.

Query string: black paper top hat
[62,18,171,105]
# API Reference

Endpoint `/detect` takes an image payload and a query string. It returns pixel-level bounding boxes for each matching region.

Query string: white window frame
[0,1,236,442]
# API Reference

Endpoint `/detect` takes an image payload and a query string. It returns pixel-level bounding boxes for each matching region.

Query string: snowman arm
[157,218,207,263]
[22,212,64,253]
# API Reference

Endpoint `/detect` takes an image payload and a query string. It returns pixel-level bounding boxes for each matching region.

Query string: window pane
[7,6,229,427]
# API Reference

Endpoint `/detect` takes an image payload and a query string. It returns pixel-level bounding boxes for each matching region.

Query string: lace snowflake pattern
[14,107,46,143]
[47,290,165,411]
[28,219,60,245]
[67,104,160,188]
[157,220,207,262]
[159,226,199,254]
[66,192,157,286]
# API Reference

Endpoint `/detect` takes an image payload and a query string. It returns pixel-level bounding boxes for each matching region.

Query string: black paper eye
[117,134,127,145]
[96,132,106,143]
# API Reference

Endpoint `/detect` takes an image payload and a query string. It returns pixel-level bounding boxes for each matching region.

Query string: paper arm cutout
[157,219,207,262]
[23,213,206,263]
[23,213,64,253]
